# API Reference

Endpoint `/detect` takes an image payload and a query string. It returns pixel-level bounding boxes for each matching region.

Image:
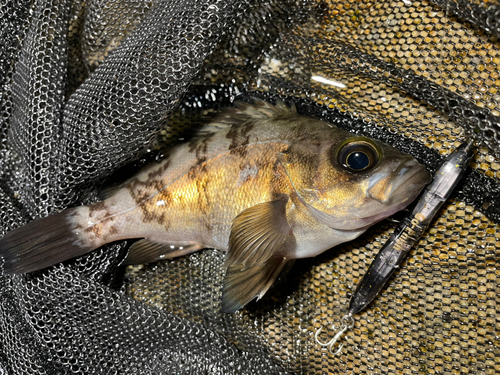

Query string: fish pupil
[347,151,370,170]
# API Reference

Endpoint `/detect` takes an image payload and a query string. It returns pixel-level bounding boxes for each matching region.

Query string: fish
[0,100,431,312]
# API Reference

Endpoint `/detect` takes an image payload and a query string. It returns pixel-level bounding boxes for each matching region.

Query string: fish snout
[368,158,431,204]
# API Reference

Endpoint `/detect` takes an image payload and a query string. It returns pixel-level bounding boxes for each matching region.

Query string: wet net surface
[1,0,500,374]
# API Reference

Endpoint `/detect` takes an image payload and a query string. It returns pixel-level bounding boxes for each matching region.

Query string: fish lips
[358,165,432,227]
[389,162,433,205]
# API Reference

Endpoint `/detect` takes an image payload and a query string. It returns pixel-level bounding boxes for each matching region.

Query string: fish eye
[336,139,380,173]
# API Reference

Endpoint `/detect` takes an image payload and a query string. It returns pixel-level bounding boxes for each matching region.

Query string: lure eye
[336,140,380,173]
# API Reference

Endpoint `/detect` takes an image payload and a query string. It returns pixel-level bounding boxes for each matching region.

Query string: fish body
[0,101,431,312]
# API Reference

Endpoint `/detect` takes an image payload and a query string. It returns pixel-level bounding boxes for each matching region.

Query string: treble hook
[315,314,354,355]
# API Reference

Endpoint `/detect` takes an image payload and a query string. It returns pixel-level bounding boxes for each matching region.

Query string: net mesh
[1,0,499,374]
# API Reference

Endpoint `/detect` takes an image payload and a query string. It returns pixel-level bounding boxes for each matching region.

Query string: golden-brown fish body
[0,101,431,312]
[75,143,290,252]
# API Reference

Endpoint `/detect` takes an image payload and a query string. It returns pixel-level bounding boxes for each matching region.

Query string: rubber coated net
[1,0,499,374]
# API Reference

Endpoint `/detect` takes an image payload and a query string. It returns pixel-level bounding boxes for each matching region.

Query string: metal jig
[315,314,354,355]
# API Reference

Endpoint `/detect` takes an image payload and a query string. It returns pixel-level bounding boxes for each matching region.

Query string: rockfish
[0,100,431,312]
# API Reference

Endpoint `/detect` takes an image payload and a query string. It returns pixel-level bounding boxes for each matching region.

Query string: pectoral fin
[222,196,295,312]
[124,239,202,265]
[222,257,289,313]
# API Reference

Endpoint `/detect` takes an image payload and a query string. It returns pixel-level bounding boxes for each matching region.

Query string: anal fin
[123,239,203,265]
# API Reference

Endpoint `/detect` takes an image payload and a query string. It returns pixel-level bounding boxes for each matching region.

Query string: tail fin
[0,208,94,273]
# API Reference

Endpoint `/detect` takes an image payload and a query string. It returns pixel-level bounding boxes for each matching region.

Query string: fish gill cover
[0,0,499,374]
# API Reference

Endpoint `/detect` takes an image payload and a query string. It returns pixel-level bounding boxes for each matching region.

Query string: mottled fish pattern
[0,100,431,312]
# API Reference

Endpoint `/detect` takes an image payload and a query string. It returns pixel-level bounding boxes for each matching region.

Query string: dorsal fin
[192,100,297,142]
[215,99,296,127]
[188,100,297,146]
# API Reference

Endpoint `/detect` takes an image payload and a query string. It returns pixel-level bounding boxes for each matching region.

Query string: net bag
[0,0,499,373]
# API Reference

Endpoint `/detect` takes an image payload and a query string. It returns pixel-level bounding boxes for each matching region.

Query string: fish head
[280,132,432,231]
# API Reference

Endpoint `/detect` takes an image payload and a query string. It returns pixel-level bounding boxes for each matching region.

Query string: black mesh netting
[1,0,500,374]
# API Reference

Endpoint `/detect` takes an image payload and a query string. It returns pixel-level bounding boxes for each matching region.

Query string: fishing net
[1,0,499,373]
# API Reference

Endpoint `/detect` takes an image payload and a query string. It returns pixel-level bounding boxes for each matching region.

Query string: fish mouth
[368,158,430,203]
[356,162,431,228]
[391,161,432,203]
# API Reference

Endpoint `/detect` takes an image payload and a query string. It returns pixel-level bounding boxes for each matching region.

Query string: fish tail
[0,207,95,273]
